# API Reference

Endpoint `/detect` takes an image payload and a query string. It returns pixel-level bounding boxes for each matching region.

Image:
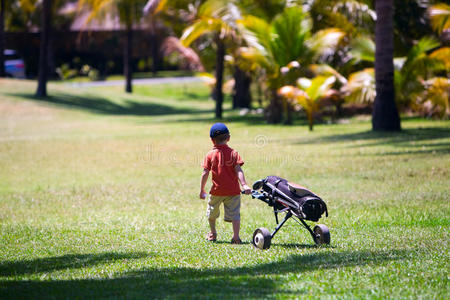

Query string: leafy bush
[56,64,77,80]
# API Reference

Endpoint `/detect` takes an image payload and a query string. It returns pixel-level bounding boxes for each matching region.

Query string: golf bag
[261,176,328,222]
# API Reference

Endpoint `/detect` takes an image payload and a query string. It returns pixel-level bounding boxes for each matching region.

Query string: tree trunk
[307,112,313,131]
[232,66,252,109]
[47,38,55,78]
[151,33,159,74]
[36,0,51,97]
[257,81,263,107]
[124,26,133,93]
[214,37,225,119]
[372,0,401,131]
[265,89,283,124]
[0,0,5,77]
[284,101,292,125]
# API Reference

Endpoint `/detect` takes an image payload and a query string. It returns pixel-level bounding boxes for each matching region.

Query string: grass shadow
[286,127,450,155]
[272,243,320,249]
[293,127,450,145]
[8,92,212,116]
[0,249,413,299]
[0,252,150,277]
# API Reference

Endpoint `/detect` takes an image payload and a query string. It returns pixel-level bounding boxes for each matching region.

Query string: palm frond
[238,15,272,54]
[237,47,273,73]
[180,19,216,47]
[310,64,347,84]
[161,37,204,71]
[180,0,241,46]
[430,47,450,72]
[77,0,115,24]
[427,3,450,35]
[402,37,442,80]
[143,0,167,16]
[304,75,336,101]
[308,28,345,61]
[271,6,312,66]
[198,0,229,18]
[349,36,375,63]
[342,68,375,104]
[333,0,376,22]
[406,36,440,63]
[418,77,450,118]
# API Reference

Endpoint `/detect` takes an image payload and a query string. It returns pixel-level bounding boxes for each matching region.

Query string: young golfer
[200,123,251,244]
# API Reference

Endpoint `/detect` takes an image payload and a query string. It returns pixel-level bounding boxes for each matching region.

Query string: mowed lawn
[0,79,449,299]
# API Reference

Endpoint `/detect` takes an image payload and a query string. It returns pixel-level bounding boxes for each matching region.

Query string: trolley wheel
[313,224,330,245]
[252,227,272,250]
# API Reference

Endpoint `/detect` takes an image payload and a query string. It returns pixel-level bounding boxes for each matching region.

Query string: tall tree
[143,0,168,75]
[180,0,240,119]
[239,7,344,123]
[0,0,4,77]
[372,0,401,131]
[214,34,225,118]
[36,0,52,97]
[79,0,148,93]
[124,16,133,93]
[232,66,251,109]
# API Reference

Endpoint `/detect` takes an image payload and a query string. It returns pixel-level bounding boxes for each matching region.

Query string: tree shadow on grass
[0,249,413,299]
[0,252,150,277]
[287,127,450,155]
[293,127,450,145]
[8,93,212,116]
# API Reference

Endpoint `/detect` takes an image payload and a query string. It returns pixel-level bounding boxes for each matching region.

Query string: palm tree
[36,0,52,97]
[343,35,448,114]
[180,0,240,119]
[372,0,401,131]
[78,0,149,93]
[394,37,442,107]
[143,0,168,74]
[278,75,336,130]
[239,6,344,123]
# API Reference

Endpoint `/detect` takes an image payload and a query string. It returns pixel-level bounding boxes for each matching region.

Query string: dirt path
[67,76,206,88]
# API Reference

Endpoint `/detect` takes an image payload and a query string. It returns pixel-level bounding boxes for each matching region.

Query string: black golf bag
[261,176,328,222]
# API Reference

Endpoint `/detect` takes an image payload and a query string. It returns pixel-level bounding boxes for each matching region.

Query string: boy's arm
[235,165,251,194]
[200,168,209,199]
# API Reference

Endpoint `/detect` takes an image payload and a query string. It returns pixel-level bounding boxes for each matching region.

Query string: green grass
[0,79,449,299]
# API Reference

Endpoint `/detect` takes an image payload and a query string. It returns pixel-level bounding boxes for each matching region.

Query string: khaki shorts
[206,194,241,222]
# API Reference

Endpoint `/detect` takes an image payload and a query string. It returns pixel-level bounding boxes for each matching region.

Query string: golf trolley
[247,176,330,250]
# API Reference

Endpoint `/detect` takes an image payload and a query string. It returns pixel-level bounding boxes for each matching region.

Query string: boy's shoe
[206,232,217,242]
[231,238,242,244]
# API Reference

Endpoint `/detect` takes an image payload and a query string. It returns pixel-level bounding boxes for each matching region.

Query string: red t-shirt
[202,144,244,196]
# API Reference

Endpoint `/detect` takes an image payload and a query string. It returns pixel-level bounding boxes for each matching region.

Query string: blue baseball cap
[210,123,229,138]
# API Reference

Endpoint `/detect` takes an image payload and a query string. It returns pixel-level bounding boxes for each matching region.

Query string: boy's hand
[242,185,251,195]
[199,190,207,199]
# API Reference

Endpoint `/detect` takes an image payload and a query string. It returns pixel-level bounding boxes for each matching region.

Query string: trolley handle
[241,189,255,194]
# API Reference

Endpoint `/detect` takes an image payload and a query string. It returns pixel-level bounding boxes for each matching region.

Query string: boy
[200,123,251,244]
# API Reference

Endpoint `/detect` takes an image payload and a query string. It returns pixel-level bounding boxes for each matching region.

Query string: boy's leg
[209,219,217,235]
[232,220,240,240]
[206,195,223,240]
[223,195,241,242]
